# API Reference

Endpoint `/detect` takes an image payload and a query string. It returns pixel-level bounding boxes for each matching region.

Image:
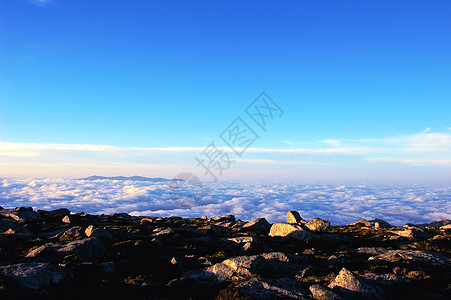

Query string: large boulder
[389,227,428,239]
[287,211,305,224]
[210,215,235,222]
[306,217,330,232]
[242,218,271,232]
[59,226,85,242]
[309,284,344,300]
[328,267,386,300]
[0,263,72,291]
[361,273,409,286]
[349,219,391,228]
[222,255,267,277]
[85,225,129,241]
[26,238,105,261]
[0,207,41,222]
[269,223,315,240]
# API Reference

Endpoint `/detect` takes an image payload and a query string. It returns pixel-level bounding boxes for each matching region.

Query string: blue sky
[0,0,450,182]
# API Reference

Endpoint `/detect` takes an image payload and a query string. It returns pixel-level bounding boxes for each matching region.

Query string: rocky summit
[0,207,450,299]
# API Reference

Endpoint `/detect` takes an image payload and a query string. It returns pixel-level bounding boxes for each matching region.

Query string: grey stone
[328,267,387,300]
[210,214,235,222]
[59,226,84,242]
[227,236,258,244]
[362,273,409,286]
[26,237,105,261]
[269,223,315,240]
[306,217,330,232]
[0,207,41,222]
[368,250,451,264]
[355,247,387,255]
[310,284,345,300]
[389,227,428,239]
[0,263,72,291]
[287,211,304,224]
[242,218,271,232]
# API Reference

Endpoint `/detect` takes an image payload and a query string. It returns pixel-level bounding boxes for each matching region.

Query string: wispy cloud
[281,140,296,145]
[365,158,451,166]
[1,129,450,179]
[319,139,341,147]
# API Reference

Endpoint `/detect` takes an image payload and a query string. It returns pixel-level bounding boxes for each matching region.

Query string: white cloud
[365,158,451,166]
[1,178,450,226]
[281,140,296,145]
[1,129,450,179]
[319,139,341,147]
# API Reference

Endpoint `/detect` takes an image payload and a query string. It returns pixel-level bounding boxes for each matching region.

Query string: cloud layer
[1,178,450,226]
[1,129,450,181]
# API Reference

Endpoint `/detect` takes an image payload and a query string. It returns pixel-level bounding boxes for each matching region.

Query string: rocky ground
[0,206,450,299]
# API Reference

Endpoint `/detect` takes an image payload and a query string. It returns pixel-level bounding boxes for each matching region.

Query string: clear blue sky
[0,0,450,182]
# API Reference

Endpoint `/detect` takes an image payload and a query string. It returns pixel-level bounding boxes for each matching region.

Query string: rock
[111,212,133,220]
[0,263,72,291]
[287,211,304,224]
[213,221,235,228]
[62,215,73,224]
[350,219,391,228]
[0,207,42,222]
[389,227,428,239]
[242,242,253,251]
[85,225,128,241]
[227,236,258,244]
[356,247,387,255]
[368,250,451,264]
[50,208,71,215]
[440,224,451,230]
[140,217,154,223]
[412,219,450,229]
[171,257,183,268]
[210,214,235,222]
[202,255,267,283]
[234,277,307,299]
[309,284,344,300]
[306,217,330,232]
[59,226,84,242]
[0,219,36,239]
[269,223,315,240]
[362,273,409,286]
[261,252,294,263]
[328,267,386,299]
[370,219,392,228]
[57,238,105,261]
[222,255,267,277]
[38,208,71,215]
[200,215,208,220]
[39,228,69,240]
[26,238,105,261]
[242,218,271,232]
[152,227,175,236]
[204,262,236,283]
[327,255,350,265]
[199,224,231,235]
[260,252,310,278]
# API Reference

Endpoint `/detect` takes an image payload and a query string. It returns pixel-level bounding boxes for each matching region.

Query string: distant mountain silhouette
[80,175,182,182]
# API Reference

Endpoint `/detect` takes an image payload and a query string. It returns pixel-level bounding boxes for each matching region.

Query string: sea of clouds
[1,177,450,226]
